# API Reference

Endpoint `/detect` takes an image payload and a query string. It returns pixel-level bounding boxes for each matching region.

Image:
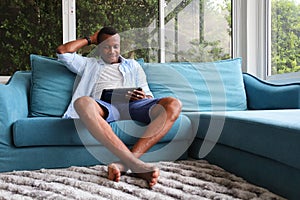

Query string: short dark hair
[97,26,118,44]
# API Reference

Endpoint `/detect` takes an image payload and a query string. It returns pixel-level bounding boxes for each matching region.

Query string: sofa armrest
[243,73,300,110]
[0,71,31,146]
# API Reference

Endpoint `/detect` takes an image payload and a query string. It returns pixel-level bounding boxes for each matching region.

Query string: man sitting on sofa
[56,26,182,187]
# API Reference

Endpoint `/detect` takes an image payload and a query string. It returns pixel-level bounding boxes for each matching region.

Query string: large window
[270,0,300,75]
[76,0,231,63]
[0,0,231,75]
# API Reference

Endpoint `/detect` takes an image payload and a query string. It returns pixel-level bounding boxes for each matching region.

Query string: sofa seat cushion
[185,109,300,170]
[13,115,192,147]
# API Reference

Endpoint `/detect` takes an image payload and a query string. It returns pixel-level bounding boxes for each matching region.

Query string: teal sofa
[0,55,299,199]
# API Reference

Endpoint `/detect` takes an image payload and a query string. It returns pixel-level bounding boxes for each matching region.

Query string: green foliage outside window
[0,0,62,75]
[271,0,300,74]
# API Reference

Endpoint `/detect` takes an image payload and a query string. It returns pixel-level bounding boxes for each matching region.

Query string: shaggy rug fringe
[0,160,285,200]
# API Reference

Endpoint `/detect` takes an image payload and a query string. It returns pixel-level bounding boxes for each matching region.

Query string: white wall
[0,76,10,84]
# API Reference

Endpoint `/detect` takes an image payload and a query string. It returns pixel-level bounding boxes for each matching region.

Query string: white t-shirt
[91,63,123,99]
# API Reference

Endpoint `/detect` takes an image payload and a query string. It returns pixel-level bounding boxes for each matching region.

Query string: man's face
[99,34,121,64]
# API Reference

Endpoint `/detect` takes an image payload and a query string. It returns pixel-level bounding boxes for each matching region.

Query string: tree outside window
[271,0,300,74]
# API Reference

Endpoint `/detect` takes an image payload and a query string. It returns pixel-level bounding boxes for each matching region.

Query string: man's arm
[56,31,99,54]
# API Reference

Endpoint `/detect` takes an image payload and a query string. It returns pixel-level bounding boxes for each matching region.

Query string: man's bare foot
[131,165,160,187]
[107,162,127,182]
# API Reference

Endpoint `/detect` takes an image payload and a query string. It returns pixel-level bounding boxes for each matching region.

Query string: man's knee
[74,96,92,110]
[157,97,182,121]
[74,96,98,116]
[74,96,108,119]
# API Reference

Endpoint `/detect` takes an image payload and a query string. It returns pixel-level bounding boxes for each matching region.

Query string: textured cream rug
[0,160,285,200]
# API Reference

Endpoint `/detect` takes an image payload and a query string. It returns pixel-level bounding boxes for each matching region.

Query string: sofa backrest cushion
[142,58,247,112]
[29,55,246,116]
[30,54,76,117]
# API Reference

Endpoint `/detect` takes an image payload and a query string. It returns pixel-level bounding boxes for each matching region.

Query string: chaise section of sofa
[188,110,300,200]
[188,74,300,200]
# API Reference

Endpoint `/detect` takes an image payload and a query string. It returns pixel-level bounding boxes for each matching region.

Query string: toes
[148,178,158,188]
[113,168,121,182]
[153,168,160,178]
[108,164,121,182]
[141,169,160,187]
[149,169,160,187]
[149,172,159,187]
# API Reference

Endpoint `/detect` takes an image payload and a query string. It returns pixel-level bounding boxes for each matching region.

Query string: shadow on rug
[0,160,285,200]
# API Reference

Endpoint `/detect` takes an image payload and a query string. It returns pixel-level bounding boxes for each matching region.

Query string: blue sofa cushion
[13,117,97,146]
[143,58,247,112]
[29,54,76,117]
[13,115,192,147]
[186,109,300,170]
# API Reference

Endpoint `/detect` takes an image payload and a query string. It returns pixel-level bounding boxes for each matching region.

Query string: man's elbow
[56,45,66,54]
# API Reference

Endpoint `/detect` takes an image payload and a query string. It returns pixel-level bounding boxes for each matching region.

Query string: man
[56,27,182,187]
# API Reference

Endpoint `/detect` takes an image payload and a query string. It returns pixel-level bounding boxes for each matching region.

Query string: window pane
[76,0,231,63]
[165,0,232,62]
[271,0,300,75]
[76,0,159,62]
[0,0,62,75]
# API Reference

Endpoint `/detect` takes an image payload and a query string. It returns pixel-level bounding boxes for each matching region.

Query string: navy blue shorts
[95,98,162,124]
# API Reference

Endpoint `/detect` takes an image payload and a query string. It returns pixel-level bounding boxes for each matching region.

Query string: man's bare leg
[109,97,182,185]
[74,96,163,186]
[131,97,182,156]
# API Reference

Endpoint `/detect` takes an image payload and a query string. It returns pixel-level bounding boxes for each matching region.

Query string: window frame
[233,0,268,79]
[62,0,76,43]
[233,0,300,82]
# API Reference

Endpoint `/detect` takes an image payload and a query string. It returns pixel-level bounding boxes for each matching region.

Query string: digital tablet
[100,87,142,103]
